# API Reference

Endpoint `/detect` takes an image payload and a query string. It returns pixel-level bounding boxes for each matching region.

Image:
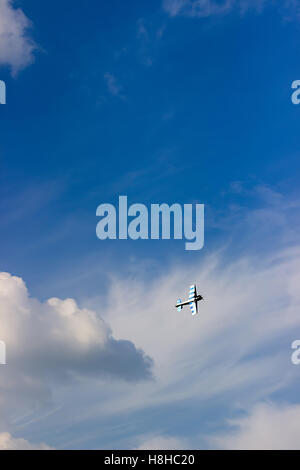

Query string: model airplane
[175,284,203,316]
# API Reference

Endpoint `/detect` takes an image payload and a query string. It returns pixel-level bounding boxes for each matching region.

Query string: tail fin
[177,299,183,312]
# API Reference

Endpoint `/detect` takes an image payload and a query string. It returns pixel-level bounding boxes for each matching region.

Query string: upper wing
[189,284,196,301]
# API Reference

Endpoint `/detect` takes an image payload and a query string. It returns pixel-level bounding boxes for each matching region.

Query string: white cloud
[0,432,52,450]
[212,402,300,449]
[0,0,37,75]
[0,272,153,420]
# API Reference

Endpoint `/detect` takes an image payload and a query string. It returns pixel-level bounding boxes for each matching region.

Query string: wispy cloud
[163,0,235,17]
[136,18,166,67]
[162,0,296,19]
[104,72,125,99]
[81,187,300,447]
[137,18,150,41]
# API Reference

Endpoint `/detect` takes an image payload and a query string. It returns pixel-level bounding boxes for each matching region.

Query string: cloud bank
[1,185,300,449]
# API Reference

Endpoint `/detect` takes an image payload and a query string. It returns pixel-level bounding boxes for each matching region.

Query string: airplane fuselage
[175,295,203,308]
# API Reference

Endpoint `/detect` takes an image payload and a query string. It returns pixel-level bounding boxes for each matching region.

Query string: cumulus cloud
[0,432,52,450]
[0,0,37,75]
[212,402,300,449]
[0,272,153,419]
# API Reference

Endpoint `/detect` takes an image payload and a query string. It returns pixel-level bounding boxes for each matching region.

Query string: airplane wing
[189,284,196,301]
[189,285,198,316]
[189,301,198,316]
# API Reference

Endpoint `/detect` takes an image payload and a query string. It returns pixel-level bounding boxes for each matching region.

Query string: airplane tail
[177,299,183,312]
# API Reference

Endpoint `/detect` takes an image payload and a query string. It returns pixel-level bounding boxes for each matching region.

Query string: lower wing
[189,301,198,316]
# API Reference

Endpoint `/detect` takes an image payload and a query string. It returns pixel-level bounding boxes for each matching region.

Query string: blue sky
[1,0,300,450]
